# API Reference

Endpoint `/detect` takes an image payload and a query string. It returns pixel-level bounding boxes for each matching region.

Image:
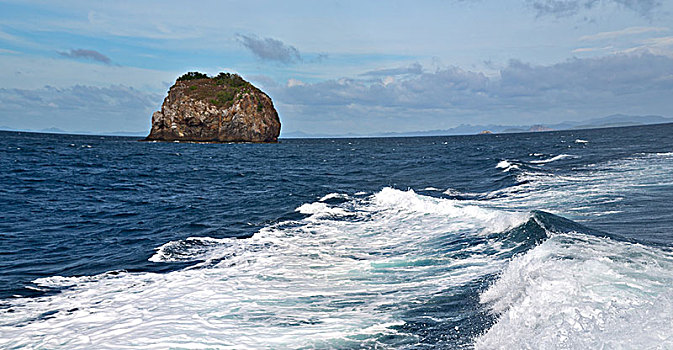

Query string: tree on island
[176,71,210,81]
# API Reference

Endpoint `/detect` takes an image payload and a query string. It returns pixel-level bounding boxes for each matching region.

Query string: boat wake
[2,152,673,349]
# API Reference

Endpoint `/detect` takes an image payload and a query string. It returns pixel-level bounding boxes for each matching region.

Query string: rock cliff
[146,72,280,143]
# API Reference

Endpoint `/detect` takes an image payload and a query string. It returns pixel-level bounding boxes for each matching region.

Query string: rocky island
[146,72,280,143]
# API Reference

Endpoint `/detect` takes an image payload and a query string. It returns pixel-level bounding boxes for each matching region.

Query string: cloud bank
[236,34,302,64]
[530,0,661,17]
[0,85,161,133]
[278,53,673,108]
[271,53,673,133]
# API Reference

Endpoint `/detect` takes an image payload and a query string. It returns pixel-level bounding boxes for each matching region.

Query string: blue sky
[1,0,672,135]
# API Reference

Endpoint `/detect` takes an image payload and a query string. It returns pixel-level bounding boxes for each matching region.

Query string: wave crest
[476,231,673,348]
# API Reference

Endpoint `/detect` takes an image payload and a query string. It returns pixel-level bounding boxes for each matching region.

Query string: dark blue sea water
[1,124,673,348]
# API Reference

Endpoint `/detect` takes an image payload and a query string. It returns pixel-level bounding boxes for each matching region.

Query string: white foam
[148,237,239,263]
[295,202,352,217]
[319,193,350,202]
[495,160,511,169]
[443,188,461,196]
[529,154,578,164]
[495,160,520,172]
[476,232,673,349]
[474,151,673,348]
[0,188,529,349]
[442,188,481,198]
[372,188,528,234]
[488,151,673,222]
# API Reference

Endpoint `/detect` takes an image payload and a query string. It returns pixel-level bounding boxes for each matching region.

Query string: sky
[0,0,672,136]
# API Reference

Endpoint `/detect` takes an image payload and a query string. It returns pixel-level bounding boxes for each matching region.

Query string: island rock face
[146,72,280,143]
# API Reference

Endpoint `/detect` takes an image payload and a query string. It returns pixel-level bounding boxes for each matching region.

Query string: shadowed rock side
[146,72,280,143]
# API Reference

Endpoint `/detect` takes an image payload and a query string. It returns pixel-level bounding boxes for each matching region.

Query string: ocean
[1,123,672,349]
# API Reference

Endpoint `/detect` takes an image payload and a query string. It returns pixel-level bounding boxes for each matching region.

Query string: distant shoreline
[3,120,673,140]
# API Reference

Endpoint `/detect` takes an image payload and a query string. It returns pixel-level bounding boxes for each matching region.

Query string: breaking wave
[476,225,673,348]
[0,188,534,349]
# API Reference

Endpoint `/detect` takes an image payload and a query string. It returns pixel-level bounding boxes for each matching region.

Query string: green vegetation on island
[175,71,262,108]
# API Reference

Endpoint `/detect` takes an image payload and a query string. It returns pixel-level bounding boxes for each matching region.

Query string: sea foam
[496,160,520,172]
[529,154,578,164]
[474,151,673,348]
[476,232,673,348]
[0,188,529,349]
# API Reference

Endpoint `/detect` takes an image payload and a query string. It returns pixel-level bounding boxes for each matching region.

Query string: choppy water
[1,124,672,349]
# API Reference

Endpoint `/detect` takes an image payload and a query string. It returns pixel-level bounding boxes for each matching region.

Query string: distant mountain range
[280,114,673,138]
[0,126,148,137]
[2,114,672,138]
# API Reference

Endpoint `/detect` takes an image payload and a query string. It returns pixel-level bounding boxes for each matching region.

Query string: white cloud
[642,36,673,47]
[287,79,306,87]
[619,36,673,56]
[572,46,612,53]
[580,26,669,41]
